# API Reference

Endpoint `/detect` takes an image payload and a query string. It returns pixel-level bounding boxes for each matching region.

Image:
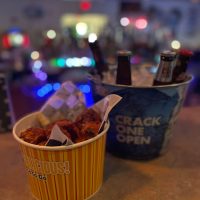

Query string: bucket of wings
[13,81,122,200]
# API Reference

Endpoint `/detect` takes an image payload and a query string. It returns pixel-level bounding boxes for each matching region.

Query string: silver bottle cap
[161,50,176,57]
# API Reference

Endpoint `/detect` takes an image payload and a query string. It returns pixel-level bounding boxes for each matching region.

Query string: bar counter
[1,106,200,200]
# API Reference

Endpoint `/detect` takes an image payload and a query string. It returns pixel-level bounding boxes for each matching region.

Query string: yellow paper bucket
[13,112,109,200]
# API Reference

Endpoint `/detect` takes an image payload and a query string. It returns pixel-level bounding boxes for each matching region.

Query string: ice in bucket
[13,81,122,200]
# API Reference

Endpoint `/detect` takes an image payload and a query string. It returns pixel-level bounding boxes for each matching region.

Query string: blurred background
[0,0,200,120]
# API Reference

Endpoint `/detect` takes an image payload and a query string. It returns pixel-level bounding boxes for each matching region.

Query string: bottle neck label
[155,60,174,83]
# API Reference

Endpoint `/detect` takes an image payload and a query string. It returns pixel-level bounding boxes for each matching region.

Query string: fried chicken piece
[20,108,102,145]
[83,122,100,137]
[75,109,101,128]
[46,119,80,142]
[64,122,81,143]
[74,108,101,143]
[74,135,87,143]
[46,119,71,139]
[20,127,47,145]
[75,121,100,142]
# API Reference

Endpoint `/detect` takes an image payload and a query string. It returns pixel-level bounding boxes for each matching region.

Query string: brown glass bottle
[88,40,108,78]
[172,49,192,83]
[153,51,176,86]
[116,50,132,85]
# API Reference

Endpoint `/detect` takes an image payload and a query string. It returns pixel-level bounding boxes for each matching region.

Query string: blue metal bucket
[91,76,192,160]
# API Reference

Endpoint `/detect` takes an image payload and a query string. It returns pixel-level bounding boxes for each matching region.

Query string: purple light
[130,55,142,64]
[35,71,47,81]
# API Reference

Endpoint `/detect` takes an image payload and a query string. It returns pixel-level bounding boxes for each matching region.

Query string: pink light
[23,34,30,47]
[135,18,148,29]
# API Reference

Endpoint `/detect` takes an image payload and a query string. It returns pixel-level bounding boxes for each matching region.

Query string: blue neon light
[36,82,60,97]
[53,83,61,90]
[36,82,94,107]
[77,84,94,107]
[78,84,91,93]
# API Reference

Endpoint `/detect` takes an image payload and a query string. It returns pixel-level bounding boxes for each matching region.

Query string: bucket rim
[13,112,109,151]
[102,75,193,89]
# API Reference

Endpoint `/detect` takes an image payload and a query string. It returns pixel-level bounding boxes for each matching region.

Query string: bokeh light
[66,58,73,67]
[73,57,82,67]
[81,57,91,66]
[33,60,43,69]
[135,18,148,29]
[10,33,24,46]
[35,71,47,81]
[37,83,61,97]
[53,83,61,90]
[49,57,94,68]
[76,22,88,36]
[88,33,97,43]
[120,17,130,27]
[78,84,91,93]
[80,0,92,11]
[47,30,56,39]
[171,40,181,49]
[80,1,91,11]
[31,51,40,60]
[57,58,66,67]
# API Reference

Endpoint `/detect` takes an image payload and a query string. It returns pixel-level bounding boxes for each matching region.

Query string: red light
[80,1,91,11]
[2,35,10,48]
[23,34,30,47]
[135,18,148,29]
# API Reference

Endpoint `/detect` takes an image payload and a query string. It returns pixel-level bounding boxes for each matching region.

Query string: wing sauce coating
[20,109,101,145]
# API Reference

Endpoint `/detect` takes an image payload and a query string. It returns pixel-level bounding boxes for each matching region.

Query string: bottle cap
[179,49,193,57]
[161,50,176,57]
[117,50,132,56]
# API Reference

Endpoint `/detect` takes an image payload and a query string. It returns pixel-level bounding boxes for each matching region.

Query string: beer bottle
[153,51,176,86]
[172,49,192,83]
[88,40,108,78]
[116,50,132,85]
